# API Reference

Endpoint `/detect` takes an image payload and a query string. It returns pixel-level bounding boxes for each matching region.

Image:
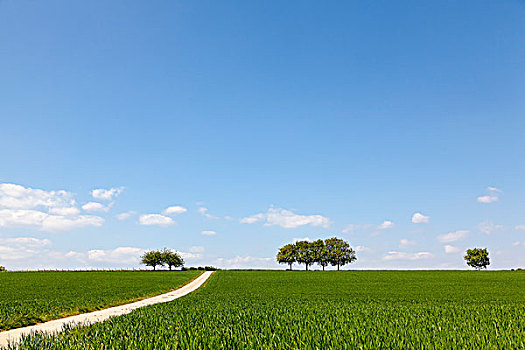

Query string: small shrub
[204,266,217,271]
[189,267,197,271]
[197,267,204,271]
[181,267,188,271]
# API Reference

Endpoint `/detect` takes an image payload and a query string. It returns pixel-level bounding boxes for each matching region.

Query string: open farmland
[9,270,525,349]
[0,270,200,331]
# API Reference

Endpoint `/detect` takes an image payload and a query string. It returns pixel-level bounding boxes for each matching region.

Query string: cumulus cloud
[399,239,416,248]
[477,187,501,204]
[162,206,187,216]
[201,230,216,235]
[87,247,143,265]
[437,230,469,243]
[412,212,430,224]
[444,245,460,254]
[0,209,104,231]
[82,202,110,213]
[292,237,312,243]
[48,207,81,216]
[515,225,525,231]
[241,207,330,229]
[91,187,124,201]
[383,251,434,261]
[198,207,219,219]
[0,237,52,260]
[116,211,135,220]
[139,214,174,227]
[378,221,395,229]
[0,183,75,210]
[354,245,371,253]
[478,221,503,235]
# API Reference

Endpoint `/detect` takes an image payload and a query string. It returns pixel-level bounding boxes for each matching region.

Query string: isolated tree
[295,240,316,271]
[162,248,184,270]
[141,250,164,271]
[0,266,5,272]
[276,243,298,270]
[325,237,357,270]
[464,248,490,270]
[312,239,329,271]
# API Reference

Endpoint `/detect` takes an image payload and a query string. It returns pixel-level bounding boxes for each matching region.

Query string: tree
[464,248,490,270]
[312,239,329,271]
[295,240,316,271]
[325,237,357,270]
[141,250,164,271]
[276,243,298,270]
[162,248,184,270]
[0,266,6,272]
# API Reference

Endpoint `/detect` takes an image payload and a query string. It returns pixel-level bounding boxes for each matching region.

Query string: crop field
[0,270,200,331]
[8,270,525,349]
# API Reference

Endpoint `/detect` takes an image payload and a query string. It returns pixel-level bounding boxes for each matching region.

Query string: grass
[8,270,525,349]
[0,270,201,331]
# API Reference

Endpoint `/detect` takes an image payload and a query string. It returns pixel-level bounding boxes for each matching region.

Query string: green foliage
[325,237,356,270]
[0,271,200,331]
[276,237,356,270]
[161,248,184,270]
[0,265,6,272]
[10,271,525,349]
[464,248,490,270]
[276,243,297,270]
[141,250,165,270]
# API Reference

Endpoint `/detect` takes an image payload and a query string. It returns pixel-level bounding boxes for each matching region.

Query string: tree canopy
[464,248,490,270]
[276,237,356,270]
[141,249,185,271]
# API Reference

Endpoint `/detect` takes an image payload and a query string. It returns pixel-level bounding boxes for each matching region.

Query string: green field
[0,270,201,331]
[8,270,525,349]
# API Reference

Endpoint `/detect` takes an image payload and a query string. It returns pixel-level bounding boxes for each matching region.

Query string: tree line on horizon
[141,248,184,270]
[276,237,356,271]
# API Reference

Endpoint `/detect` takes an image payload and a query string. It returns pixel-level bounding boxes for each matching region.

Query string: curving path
[0,271,214,348]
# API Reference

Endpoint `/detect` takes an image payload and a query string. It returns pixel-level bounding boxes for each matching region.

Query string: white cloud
[477,187,501,203]
[0,209,104,231]
[412,213,430,224]
[189,246,205,253]
[139,214,174,227]
[198,207,219,219]
[91,187,124,201]
[162,206,187,216]
[0,237,52,261]
[383,251,434,261]
[82,202,110,213]
[292,237,311,243]
[0,183,75,210]
[355,245,371,253]
[116,211,135,220]
[201,230,216,235]
[478,221,503,235]
[378,221,395,229]
[48,207,81,216]
[437,230,469,243]
[513,241,524,247]
[515,225,525,231]
[399,239,416,248]
[444,245,460,254]
[241,207,330,229]
[87,247,142,265]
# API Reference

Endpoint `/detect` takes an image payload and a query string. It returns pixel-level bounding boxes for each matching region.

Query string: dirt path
[0,270,214,348]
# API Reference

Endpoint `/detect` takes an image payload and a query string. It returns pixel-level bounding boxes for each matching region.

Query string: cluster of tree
[141,248,184,271]
[464,248,490,270]
[276,237,356,271]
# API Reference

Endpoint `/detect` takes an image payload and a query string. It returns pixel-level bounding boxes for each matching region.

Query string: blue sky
[1,0,524,270]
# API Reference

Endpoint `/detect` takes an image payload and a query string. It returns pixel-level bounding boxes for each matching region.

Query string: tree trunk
[337,263,340,271]
[306,264,309,271]
[153,265,156,271]
[322,265,325,271]
[289,262,292,271]
[169,265,172,271]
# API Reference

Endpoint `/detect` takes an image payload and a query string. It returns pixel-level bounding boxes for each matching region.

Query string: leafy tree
[325,237,357,270]
[162,248,184,270]
[276,243,298,270]
[295,240,316,271]
[312,239,329,271]
[464,248,490,270]
[0,266,6,272]
[141,250,164,271]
